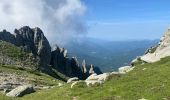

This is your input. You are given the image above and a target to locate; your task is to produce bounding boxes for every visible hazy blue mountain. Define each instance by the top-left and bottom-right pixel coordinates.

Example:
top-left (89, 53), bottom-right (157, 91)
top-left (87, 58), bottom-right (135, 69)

top-left (63, 37), bottom-right (159, 72)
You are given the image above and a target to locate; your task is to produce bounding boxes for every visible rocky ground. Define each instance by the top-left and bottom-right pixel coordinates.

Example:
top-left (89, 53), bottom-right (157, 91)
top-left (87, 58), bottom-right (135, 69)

top-left (0, 72), bottom-right (30, 92)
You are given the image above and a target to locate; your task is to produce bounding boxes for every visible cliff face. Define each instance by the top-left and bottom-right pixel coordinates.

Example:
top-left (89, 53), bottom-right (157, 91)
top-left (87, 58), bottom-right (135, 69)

top-left (0, 26), bottom-right (102, 80)
top-left (138, 27), bottom-right (170, 63)
top-left (0, 26), bottom-right (51, 67)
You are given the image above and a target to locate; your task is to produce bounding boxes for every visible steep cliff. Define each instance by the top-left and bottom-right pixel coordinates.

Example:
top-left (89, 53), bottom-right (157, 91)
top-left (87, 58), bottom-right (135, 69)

top-left (139, 27), bottom-right (170, 63)
top-left (0, 26), bottom-right (102, 80)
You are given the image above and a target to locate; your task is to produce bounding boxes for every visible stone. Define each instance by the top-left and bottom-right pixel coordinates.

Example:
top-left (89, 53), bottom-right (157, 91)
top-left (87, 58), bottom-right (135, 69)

top-left (85, 73), bottom-right (110, 86)
top-left (118, 66), bottom-right (134, 74)
top-left (71, 81), bottom-right (79, 88)
top-left (85, 80), bottom-right (103, 87)
top-left (86, 73), bottom-right (109, 82)
top-left (67, 77), bottom-right (79, 83)
top-left (6, 85), bottom-right (35, 97)
top-left (58, 83), bottom-right (63, 87)
top-left (3, 88), bottom-right (10, 93)
top-left (42, 86), bottom-right (51, 89)
top-left (0, 83), bottom-right (13, 91)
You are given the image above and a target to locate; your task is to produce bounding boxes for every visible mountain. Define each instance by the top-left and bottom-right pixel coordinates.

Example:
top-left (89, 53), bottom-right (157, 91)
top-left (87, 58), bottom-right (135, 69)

top-left (138, 27), bottom-right (170, 63)
top-left (1, 26), bottom-right (170, 100)
top-left (1, 26), bottom-right (170, 99)
top-left (0, 26), bottom-right (102, 81)
top-left (63, 37), bottom-right (158, 72)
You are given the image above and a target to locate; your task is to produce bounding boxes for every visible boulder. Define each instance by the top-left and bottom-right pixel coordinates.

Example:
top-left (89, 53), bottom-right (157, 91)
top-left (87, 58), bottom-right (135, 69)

top-left (85, 73), bottom-right (110, 86)
top-left (85, 80), bottom-right (103, 87)
top-left (86, 73), bottom-right (110, 81)
top-left (58, 83), bottom-right (63, 87)
top-left (67, 77), bottom-right (79, 83)
top-left (6, 85), bottom-right (35, 97)
top-left (118, 66), bottom-right (134, 74)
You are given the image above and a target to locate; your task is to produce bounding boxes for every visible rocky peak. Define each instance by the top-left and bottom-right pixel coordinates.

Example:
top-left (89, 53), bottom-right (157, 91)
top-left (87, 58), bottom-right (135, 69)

top-left (82, 59), bottom-right (87, 73)
top-left (0, 30), bottom-right (16, 44)
top-left (89, 65), bottom-right (95, 75)
top-left (137, 27), bottom-right (170, 63)
top-left (0, 26), bottom-right (102, 80)
top-left (156, 28), bottom-right (170, 51)
top-left (0, 26), bottom-right (51, 67)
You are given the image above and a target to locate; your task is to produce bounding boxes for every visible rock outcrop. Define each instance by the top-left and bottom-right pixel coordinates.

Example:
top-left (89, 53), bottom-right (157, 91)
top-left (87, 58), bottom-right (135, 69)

top-left (0, 26), bottom-right (51, 67)
top-left (0, 26), bottom-right (102, 80)
top-left (50, 45), bottom-right (84, 78)
top-left (81, 60), bottom-right (102, 78)
top-left (14, 26), bottom-right (51, 67)
top-left (137, 27), bottom-right (170, 63)
top-left (85, 73), bottom-right (109, 86)
top-left (118, 66), bottom-right (134, 74)
top-left (6, 85), bottom-right (35, 97)
top-left (67, 77), bottom-right (79, 83)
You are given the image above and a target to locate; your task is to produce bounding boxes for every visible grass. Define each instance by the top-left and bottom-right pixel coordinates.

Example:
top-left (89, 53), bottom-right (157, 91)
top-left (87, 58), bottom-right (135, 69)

top-left (0, 65), bottom-right (63, 85)
top-left (1, 56), bottom-right (170, 100)
top-left (0, 40), bottom-right (38, 69)
top-left (1, 38), bottom-right (170, 100)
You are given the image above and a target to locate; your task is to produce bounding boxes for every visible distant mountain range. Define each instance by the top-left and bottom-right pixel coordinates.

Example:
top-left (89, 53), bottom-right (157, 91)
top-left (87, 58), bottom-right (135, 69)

top-left (63, 37), bottom-right (159, 72)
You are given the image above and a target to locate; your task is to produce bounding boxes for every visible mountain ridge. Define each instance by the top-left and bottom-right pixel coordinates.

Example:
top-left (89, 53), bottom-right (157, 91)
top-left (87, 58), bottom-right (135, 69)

top-left (0, 26), bottom-right (102, 80)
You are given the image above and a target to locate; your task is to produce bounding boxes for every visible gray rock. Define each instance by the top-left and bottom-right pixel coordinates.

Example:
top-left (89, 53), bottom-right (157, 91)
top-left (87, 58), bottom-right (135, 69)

top-left (0, 26), bottom-right (51, 67)
top-left (3, 88), bottom-right (11, 93)
top-left (0, 26), bottom-right (102, 80)
top-left (58, 83), bottom-right (63, 87)
top-left (6, 85), bottom-right (35, 97)
top-left (51, 46), bottom-right (84, 79)
top-left (82, 59), bottom-right (87, 73)
top-left (137, 27), bottom-right (170, 63)
top-left (118, 66), bottom-right (134, 74)
top-left (85, 73), bottom-right (110, 86)
top-left (15, 26), bottom-right (51, 67)
top-left (89, 65), bottom-right (95, 75)
top-left (67, 77), bottom-right (79, 83)
top-left (0, 30), bottom-right (16, 44)
top-left (0, 83), bottom-right (14, 91)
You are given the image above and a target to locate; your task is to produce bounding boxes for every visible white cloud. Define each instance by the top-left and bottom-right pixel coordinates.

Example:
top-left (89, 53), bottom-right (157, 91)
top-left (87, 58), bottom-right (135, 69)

top-left (0, 0), bottom-right (87, 45)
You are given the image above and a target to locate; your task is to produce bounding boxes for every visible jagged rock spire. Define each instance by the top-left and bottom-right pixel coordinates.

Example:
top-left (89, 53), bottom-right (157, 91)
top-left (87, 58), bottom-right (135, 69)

top-left (82, 59), bottom-right (87, 73)
top-left (89, 64), bottom-right (95, 75)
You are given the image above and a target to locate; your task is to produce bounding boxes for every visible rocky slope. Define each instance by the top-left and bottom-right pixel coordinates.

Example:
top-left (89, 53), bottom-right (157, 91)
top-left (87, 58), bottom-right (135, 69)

top-left (132, 27), bottom-right (170, 64)
top-left (0, 26), bottom-right (102, 80)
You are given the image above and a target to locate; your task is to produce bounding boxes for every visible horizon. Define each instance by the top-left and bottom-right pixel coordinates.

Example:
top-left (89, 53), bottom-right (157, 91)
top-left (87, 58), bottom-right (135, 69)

top-left (0, 0), bottom-right (170, 43)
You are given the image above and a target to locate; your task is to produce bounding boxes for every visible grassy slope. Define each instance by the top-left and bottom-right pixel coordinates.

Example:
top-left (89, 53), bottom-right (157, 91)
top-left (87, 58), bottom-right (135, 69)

top-left (1, 56), bottom-right (170, 100)
top-left (0, 65), bottom-right (64, 100)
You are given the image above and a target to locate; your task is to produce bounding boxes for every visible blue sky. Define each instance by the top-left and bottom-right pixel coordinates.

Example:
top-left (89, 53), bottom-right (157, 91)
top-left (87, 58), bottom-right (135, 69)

top-left (83, 0), bottom-right (170, 41)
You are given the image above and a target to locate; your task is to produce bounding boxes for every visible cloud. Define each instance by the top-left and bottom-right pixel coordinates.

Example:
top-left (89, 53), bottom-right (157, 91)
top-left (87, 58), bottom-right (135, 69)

top-left (0, 0), bottom-right (87, 45)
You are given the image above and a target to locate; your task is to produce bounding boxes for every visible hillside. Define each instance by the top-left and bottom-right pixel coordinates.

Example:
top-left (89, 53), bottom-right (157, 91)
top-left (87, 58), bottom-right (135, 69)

top-left (64, 38), bottom-right (158, 72)
top-left (1, 56), bottom-right (170, 100)
top-left (0, 26), bottom-right (102, 81)
top-left (0, 26), bottom-right (169, 100)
